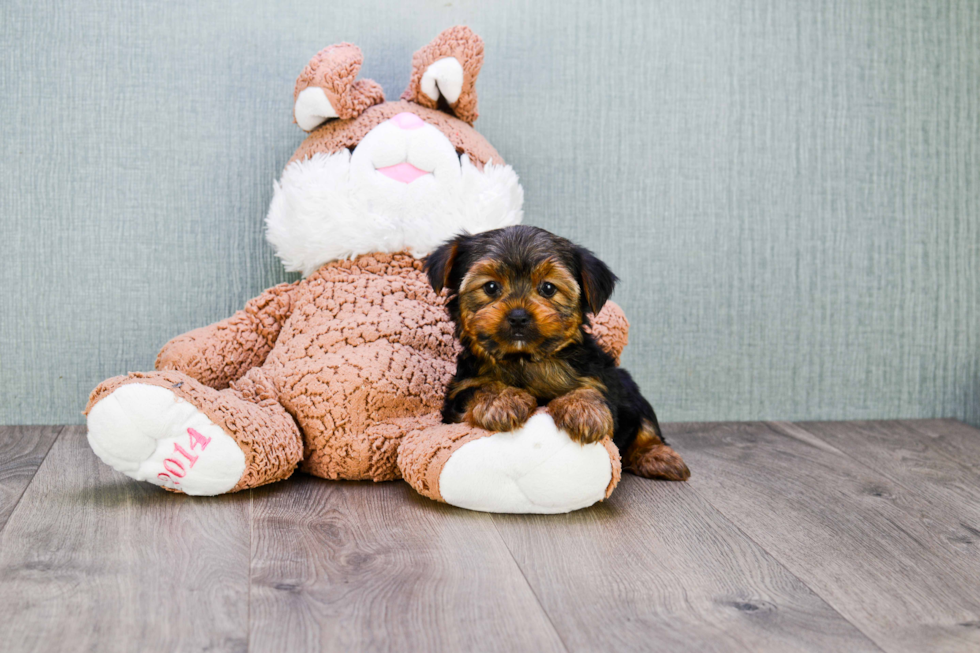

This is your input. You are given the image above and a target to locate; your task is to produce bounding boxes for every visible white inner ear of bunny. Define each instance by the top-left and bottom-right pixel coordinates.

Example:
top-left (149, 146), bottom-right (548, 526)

top-left (294, 86), bottom-right (339, 132)
top-left (420, 57), bottom-right (464, 105)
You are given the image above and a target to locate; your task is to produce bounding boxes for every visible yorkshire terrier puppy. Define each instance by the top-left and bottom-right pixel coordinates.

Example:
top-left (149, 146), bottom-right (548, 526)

top-left (425, 225), bottom-right (690, 481)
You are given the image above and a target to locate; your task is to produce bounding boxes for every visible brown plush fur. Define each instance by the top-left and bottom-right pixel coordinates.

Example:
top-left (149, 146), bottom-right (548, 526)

top-left (293, 42), bottom-right (385, 120)
top-left (85, 27), bottom-right (634, 505)
top-left (401, 25), bottom-right (484, 124)
top-left (88, 252), bottom-right (632, 495)
top-left (289, 100), bottom-right (503, 170)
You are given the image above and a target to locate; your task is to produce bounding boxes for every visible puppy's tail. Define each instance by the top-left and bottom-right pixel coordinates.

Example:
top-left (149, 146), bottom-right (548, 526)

top-left (615, 367), bottom-right (666, 443)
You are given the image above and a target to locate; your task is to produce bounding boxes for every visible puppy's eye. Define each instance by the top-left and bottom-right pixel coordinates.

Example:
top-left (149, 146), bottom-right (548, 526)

top-left (538, 282), bottom-right (558, 298)
top-left (483, 281), bottom-right (502, 297)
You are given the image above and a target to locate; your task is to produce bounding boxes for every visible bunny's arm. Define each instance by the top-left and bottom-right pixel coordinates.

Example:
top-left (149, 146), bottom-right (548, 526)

top-left (588, 301), bottom-right (630, 365)
top-left (155, 282), bottom-right (299, 390)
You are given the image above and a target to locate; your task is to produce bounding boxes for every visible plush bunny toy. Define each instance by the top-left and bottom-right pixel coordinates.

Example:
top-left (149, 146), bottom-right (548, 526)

top-left (85, 26), bottom-right (631, 514)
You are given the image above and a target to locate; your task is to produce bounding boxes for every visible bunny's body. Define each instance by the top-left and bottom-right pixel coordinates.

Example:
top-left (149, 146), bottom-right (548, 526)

top-left (84, 27), bottom-right (629, 513)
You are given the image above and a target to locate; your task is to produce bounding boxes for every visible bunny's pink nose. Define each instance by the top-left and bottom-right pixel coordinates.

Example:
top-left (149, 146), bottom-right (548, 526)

top-left (391, 112), bottom-right (425, 130)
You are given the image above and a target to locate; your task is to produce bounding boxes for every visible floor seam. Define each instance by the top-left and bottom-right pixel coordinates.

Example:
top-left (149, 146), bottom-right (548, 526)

top-left (247, 488), bottom-right (253, 653)
top-left (772, 420), bottom-right (980, 525)
top-left (687, 480), bottom-right (887, 652)
top-left (0, 425), bottom-right (66, 537)
top-left (487, 516), bottom-right (571, 653)
top-left (769, 420), bottom-right (935, 495)
top-left (680, 421), bottom-right (891, 653)
top-left (897, 419), bottom-right (980, 483)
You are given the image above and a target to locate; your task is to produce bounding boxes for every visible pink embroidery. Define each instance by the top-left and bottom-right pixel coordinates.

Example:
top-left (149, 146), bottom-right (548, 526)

top-left (157, 427), bottom-right (212, 488)
top-left (173, 442), bottom-right (199, 466)
top-left (163, 458), bottom-right (186, 477)
top-left (187, 427), bottom-right (211, 450)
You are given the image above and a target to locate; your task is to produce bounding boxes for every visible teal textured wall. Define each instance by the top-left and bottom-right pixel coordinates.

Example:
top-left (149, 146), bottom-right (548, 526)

top-left (1, 0), bottom-right (978, 425)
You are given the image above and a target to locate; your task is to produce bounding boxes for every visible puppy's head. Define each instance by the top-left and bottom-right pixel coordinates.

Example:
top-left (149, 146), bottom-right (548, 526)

top-left (425, 225), bottom-right (617, 360)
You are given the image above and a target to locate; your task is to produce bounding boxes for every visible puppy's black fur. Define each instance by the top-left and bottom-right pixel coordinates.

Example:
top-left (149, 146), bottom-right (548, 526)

top-left (425, 225), bottom-right (689, 481)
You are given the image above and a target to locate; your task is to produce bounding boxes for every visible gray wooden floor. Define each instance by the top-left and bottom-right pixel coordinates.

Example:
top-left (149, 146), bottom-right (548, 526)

top-left (1, 421), bottom-right (979, 652)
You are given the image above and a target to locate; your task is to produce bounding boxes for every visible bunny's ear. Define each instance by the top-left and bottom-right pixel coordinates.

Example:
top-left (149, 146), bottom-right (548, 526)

top-left (293, 43), bottom-right (385, 131)
top-left (401, 26), bottom-right (484, 125)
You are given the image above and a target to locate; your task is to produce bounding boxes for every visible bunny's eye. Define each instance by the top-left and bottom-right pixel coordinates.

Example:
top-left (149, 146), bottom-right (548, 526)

top-left (538, 282), bottom-right (557, 298)
top-left (483, 281), bottom-right (502, 297)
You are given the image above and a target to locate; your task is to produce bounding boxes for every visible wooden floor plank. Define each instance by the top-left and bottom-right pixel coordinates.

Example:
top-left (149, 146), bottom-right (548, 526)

top-left (790, 419), bottom-right (980, 554)
top-left (0, 426), bottom-right (251, 653)
top-left (490, 474), bottom-right (880, 653)
top-left (899, 418), bottom-right (980, 477)
top-left (668, 421), bottom-right (980, 653)
top-left (0, 425), bottom-right (63, 532)
top-left (248, 474), bottom-right (567, 653)
top-left (4, 419), bottom-right (976, 651)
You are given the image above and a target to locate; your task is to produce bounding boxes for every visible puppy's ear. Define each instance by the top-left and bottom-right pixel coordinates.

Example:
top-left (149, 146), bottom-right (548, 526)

top-left (425, 235), bottom-right (468, 293)
top-left (576, 248), bottom-right (618, 315)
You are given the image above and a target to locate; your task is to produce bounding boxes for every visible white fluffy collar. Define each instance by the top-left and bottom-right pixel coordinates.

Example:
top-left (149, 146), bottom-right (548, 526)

top-left (266, 150), bottom-right (524, 276)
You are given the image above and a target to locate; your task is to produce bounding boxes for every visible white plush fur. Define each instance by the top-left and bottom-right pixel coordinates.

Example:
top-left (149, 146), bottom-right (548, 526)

top-left (439, 412), bottom-right (613, 514)
top-left (294, 86), bottom-right (339, 132)
top-left (266, 118), bottom-right (524, 276)
top-left (87, 384), bottom-right (246, 496)
top-left (421, 57), bottom-right (464, 104)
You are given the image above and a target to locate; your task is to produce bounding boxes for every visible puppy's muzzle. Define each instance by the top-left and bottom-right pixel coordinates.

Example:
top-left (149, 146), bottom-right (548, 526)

top-left (500, 307), bottom-right (538, 345)
top-left (506, 308), bottom-right (531, 330)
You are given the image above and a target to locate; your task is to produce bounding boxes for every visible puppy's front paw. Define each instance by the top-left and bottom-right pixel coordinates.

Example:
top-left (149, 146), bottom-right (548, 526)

top-left (548, 388), bottom-right (614, 444)
top-left (466, 387), bottom-right (537, 432)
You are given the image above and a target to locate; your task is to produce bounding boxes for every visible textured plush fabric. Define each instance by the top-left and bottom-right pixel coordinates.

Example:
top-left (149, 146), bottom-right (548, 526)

top-left (398, 414), bottom-right (489, 501)
top-left (398, 411), bottom-right (623, 503)
top-left (293, 42), bottom-right (385, 123)
top-left (90, 250), bottom-right (629, 492)
top-left (270, 253), bottom-right (455, 481)
top-left (585, 303), bottom-right (629, 367)
top-left (155, 282), bottom-right (298, 390)
top-left (85, 369), bottom-right (304, 492)
top-left (268, 142), bottom-right (522, 276)
top-left (289, 100), bottom-right (503, 169)
top-left (401, 25), bottom-right (483, 125)
top-left (81, 26), bottom-right (632, 508)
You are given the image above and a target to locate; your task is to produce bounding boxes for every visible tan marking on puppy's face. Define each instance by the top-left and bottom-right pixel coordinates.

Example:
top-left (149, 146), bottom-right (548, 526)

top-left (457, 256), bottom-right (584, 360)
top-left (457, 258), bottom-right (507, 359)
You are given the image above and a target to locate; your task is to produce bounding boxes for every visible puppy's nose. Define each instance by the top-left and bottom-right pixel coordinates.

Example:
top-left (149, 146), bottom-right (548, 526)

top-left (391, 112), bottom-right (425, 130)
top-left (507, 308), bottom-right (531, 328)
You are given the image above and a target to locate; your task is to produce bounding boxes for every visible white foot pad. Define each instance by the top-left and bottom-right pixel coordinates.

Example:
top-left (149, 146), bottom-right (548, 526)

top-left (86, 383), bottom-right (246, 496)
top-left (438, 413), bottom-right (614, 514)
